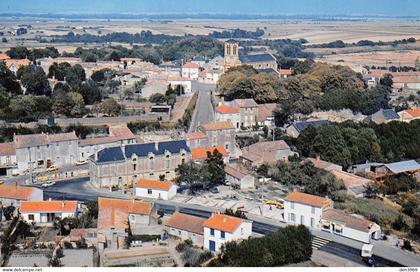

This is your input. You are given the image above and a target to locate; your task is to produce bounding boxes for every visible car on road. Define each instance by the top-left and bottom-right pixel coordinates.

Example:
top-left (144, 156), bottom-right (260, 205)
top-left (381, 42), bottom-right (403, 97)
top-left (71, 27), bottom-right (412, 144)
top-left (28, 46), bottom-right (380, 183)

top-left (0, 180), bottom-right (4, 185)
top-left (209, 187), bottom-right (219, 194)
top-left (47, 165), bottom-right (59, 172)
top-left (41, 181), bottom-right (56, 188)
top-left (76, 160), bottom-right (88, 166)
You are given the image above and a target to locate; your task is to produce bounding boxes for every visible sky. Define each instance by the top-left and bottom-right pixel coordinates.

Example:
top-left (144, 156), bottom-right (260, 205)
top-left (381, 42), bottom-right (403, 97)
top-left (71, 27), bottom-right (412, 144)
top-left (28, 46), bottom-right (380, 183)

top-left (0, 0), bottom-right (419, 17)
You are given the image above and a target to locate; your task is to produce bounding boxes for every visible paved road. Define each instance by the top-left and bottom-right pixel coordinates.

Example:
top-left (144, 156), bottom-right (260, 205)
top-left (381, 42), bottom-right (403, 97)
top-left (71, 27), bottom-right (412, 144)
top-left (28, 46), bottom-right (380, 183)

top-left (189, 82), bottom-right (216, 132)
top-left (36, 179), bottom-right (419, 267)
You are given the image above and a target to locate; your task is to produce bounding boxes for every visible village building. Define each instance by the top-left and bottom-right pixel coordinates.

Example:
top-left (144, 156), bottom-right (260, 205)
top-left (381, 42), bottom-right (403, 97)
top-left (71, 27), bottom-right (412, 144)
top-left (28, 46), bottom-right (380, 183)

top-left (0, 184), bottom-right (43, 207)
top-left (321, 209), bottom-right (381, 244)
top-left (135, 179), bottom-right (177, 200)
top-left (5, 58), bottom-right (31, 74)
top-left (215, 105), bottom-right (240, 130)
top-left (256, 103), bottom-right (277, 127)
top-left (232, 99), bottom-right (258, 129)
top-left (97, 197), bottom-right (154, 250)
top-left (89, 140), bottom-right (191, 188)
top-left (351, 160), bottom-right (420, 181)
top-left (284, 192), bottom-right (333, 228)
top-left (14, 132), bottom-right (78, 174)
top-left (198, 70), bottom-right (222, 84)
top-left (191, 56), bottom-right (206, 68)
top-left (286, 120), bottom-right (329, 138)
top-left (192, 146), bottom-right (229, 163)
top-left (181, 62), bottom-right (200, 80)
top-left (0, 142), bottom-right (16, 176)
top-left (203, 213), bottom-right (252, 252)
top-left (20, 200), bottom-right (79, 225)
top-left (224, 165), bottom-right (255, 191)
top-left (120, 57), bottom-right (143, 69)
top-left (398, 108), bottom-right (420, 122)
top-left (223, 40), bottom-right (277, 71)
top-left (240, 140), bottom-right (295, 169)
top-left (367, 109), bottom-right (399, 124)
top-left (392, 72), bottom-right (420, 90)
top-left (164, 211), bottom-right (206, 246)
top-left (185, 131), bottom-right (209, 149)
top-left (167, 77), bottom-right (192, 94)
top-left (199, 121), bottom-right (237, 158)
top-left (279, 69), bottom-right (294, 79)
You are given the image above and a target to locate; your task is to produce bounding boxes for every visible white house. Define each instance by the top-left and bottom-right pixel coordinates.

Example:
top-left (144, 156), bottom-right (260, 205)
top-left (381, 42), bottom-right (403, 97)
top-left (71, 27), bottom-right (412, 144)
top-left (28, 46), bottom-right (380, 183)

top-left (0, 184), bottom-right (43, 207)
top-left (321, 209), bottom-right (381, 244)
top-left (284, 192), bottom-right (333, 228)
top-left (181, 62), bottom-right (200, 80)
top-left (164, 211), bottom-right (206, 246)
top-left (225, 165), bottom-right (255, 191)
top-left (135, 179), bottom-right (177, 200)
top-left (167, 77), bottom-right (193, 94)
top-left (215, 105), bottom-right (241, 130)
top-left (20, 200), bottom-right (78, 225)
top-left (203, 214), bottom-right (252, 252)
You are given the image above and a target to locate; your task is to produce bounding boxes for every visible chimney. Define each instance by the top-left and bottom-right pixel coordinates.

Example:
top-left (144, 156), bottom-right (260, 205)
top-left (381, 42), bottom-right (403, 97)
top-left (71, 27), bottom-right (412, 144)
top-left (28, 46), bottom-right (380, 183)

top-left (62, 201), bottom-right (65, 208)
top-left (316, 155), bottom-right (320, 164)
top-left (95, 151), bottom-right (98, 161)
top-left (223, 217), bottom-right (226, 223)
top-left (48, 198), bottom-right (52, 201)
top-left (155, 142), bottom-right (159, 150)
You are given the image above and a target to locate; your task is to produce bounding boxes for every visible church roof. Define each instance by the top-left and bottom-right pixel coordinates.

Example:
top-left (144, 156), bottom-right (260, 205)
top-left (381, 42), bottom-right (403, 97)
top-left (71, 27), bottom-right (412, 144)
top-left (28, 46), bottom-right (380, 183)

top-left (240, 53), bottom-right (276, 64)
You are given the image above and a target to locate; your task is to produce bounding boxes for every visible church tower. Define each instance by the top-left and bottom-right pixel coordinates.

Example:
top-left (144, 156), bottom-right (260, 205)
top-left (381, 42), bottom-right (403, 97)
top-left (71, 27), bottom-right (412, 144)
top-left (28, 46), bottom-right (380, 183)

top-left (223, 39), bottom-right (241, 71)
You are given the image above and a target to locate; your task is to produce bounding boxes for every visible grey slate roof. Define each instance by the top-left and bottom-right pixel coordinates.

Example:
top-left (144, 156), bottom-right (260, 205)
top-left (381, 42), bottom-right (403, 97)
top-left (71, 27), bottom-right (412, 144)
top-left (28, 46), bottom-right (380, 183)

top-left (259, 68), bottom-right (278, 74)
top-left (293, 120), bottom-right (329, 133)
top-left (240, 53), bottom-right (276, 64)
top-left (385, 160), bottom-right (420, 174)
top-left (95, 140), bottom-right (191, 163)
top-left (381, 109), bottom-right (399, 120)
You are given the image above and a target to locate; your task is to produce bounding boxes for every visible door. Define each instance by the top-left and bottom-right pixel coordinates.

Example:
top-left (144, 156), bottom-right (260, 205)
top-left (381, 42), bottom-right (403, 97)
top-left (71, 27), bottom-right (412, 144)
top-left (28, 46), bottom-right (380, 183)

top-left (209, 240), bottom-right (216, 252)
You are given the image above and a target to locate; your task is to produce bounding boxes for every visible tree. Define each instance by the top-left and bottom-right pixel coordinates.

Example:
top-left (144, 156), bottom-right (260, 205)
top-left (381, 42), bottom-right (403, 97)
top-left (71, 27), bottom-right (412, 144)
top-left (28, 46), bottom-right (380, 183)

top-left (100, 98), bottom-right (121, 116)
top-left (364, 182), bottom-right (380, 199)
top-left (0, 64), bottom-right (21, 94)
top-left (19, 65), bottom-right (51, 95)
top-left (48, 62), bottom-right (71, 81)
top-left (52, 90), bottom-right (74, 116)
top-left (6, 46), bottom-right (30, 59)
top-left (78, 79), bottom-right (101, 105)
top-left (149, 93), bottom-right (166, 104)
top-left (204, 149), bottom-right (226, 186)
top-left (380, 74), bottom-right (393, 88)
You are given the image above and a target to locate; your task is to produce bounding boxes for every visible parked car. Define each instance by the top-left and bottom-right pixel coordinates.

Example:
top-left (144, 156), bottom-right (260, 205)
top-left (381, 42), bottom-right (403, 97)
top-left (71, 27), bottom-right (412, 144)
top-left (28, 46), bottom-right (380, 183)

top-left (47, 165), bottom-right (59, 172)
top-left (41, 181), bottom-right (56, 188)
top-left (209, 187), bottom-right (219, 194)
top-left (0, 180), bottom-right (4, 185)
top-left (76, 160), bottom-right (88, 166)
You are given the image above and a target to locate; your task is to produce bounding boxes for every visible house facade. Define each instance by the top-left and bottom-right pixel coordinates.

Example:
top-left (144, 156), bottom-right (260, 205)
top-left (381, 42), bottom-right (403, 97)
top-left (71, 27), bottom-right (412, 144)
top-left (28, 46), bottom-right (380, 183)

top-left (20, 200), bottom-right (78, 225)
top-left (14, 132), bottom-right (78, 174)
top-left (199, 121), bottom-right (237, 158)
top-left (164, 211), bottom-right (206, 246)
top-left (181, 62), bottom-right (200, 80)
top-left (284, 192), bottom-right (333, 228)
top-left (203, 214), bottom-right (252, 252)
top-left (0, 184), bottom-right (43, 207)
top-left (215, 105), bottom-right (240, 130)
top-left (225, 165), bottom-right (255, 191)
top-left (89, 140), bottom-right (191, 188)
top-left (135, 179), bottom-right (177, 200)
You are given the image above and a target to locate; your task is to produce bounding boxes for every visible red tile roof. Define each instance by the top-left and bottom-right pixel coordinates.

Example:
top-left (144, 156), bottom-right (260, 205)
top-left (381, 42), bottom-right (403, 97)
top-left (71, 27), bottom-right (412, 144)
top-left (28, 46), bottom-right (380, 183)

top-left (192, 146), bottom-right (228, 159)
top-left (20, 201), bottom-right (78, 213)
top-left (182, 62), bottom-right (199, 69)
top-left (98, 197), bottom-right (152, 230)
top-left (215, 105), bottom-right (239, 114)
top-left (137, 179), bottom-right (174, 191)
top-left (0, 142), bottom-right (15, 156)
top-left (405, 108), bottom-right (420, 118)
top-left (47, 132), bottom-right (78, 143)
top-left (279, 69), bottom-right (293, 75)
top-left (109, 126), bottom-right (135, 141)
top-left (0, 184), bottom-right (35, 200)
top-left (0, 53), bottom-right (10, 61)
top-left (285, 192), bottom-right (331, 208)
top-left (330, 169), bottom-right (371, 189)
top-left (234, 99), bottom-right (258, 108)
top-left (201, 121), bottom-right (235, 131)
top-left (165, 211), bottom-right (206, 235)
top-left (5, 58), bottom-right (31, 68)
top-left (203, 214), bottom-right (243, 233)
top-left (79, 136), bottom-right (119, 147)
top-left (185, 131), bottom-right (207, 140)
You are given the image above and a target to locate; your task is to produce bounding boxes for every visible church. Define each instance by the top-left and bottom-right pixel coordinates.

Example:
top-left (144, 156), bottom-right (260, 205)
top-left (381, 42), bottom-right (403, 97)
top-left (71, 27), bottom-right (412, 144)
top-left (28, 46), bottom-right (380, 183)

top-left (223, 39), bottom-right (278, 71)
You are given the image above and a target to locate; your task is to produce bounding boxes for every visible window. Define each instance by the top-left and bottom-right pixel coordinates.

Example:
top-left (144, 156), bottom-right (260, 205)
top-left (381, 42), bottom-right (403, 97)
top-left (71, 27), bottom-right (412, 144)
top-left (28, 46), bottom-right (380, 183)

top-left (300, 215), bottom-right (304, 225)
top-left (133, 164), bottom-right (137, 171)
top-left (149, 157), bottom-right (154, 170)
top-left (147, 189), bottom-right (152, 194)
top-left (37, 160), bottom-right (44, 166)
top-left (290, 213), bottom-right (295, 222)
top-left (291, 202), bottom-right (295, 209)
top-left (210, 228), bottom-right (215, 236)
top-left (130, 215), bottom-right (135, 221)
top-left (165, 160), bottom-right (170, 169)
top-left (311, 218), bottom-right (315, 228)
top-left (28, 214), bottom-right (34, 221)
top-left (221, 231), bottom-right (225, 239)
top-left (311, 206), bottom-right (315, 214)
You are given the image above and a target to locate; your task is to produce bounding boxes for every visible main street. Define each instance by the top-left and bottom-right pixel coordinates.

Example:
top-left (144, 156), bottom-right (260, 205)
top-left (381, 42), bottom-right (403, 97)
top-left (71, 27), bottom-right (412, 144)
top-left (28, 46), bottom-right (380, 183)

top-left (37, 178), bottom-right (420, 267)
top-left (189, 82), bottom-right (216, 132)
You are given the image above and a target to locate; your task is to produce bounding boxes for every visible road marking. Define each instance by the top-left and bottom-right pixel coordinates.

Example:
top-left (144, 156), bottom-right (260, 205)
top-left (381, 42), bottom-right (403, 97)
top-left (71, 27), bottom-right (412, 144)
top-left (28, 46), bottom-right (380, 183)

top-left (312, 236), bottom-right (331, 250)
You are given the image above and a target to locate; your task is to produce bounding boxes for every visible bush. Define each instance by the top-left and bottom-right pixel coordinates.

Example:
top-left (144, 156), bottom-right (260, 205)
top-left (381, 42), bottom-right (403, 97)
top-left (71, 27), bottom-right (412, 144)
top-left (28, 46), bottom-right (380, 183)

top-left (402, 240), bottom-right (413, 251)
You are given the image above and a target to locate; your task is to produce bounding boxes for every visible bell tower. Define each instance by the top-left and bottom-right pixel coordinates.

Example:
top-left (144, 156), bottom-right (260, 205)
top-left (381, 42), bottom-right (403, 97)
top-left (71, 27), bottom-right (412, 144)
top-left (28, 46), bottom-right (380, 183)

top-left (224, 39), bottom-right (241, 71)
